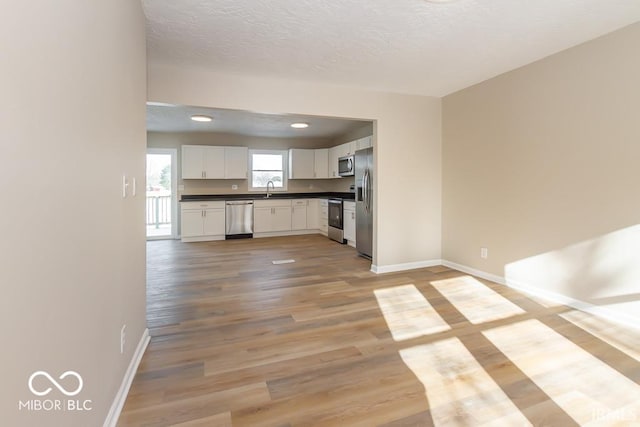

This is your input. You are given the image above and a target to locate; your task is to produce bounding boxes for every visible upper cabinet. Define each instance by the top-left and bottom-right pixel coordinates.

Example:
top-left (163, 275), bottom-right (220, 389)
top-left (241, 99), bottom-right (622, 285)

top-left (355, 136), bottom-right (373, 151)
top-left (182, 145), bottom-right (248, 179)
top-left (313, 149), bottom-right (329, 179)
top-left (289, 148), bottom-right (329, 179)
top-left (288, 149), bottom-right (315, 179)
top-left (224, 146), bottom-right (248, 179)
top-left (328, 145), bottom-right (341, 178)
top-left (182, 145), bottom-right (224, 179)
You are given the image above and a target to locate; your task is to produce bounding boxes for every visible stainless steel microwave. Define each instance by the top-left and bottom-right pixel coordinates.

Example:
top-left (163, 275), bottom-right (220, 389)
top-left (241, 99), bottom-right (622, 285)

top-left (338, 155), bottom-right (354, 176)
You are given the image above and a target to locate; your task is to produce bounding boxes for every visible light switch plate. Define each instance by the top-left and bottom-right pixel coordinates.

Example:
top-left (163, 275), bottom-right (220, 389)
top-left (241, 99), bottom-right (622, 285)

top-left (122, 175), bottom-right (128, 198)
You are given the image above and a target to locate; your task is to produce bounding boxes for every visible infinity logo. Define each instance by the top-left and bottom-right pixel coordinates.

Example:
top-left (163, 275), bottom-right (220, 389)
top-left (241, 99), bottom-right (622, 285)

top-left (28, 371), bottom-right (83, 397)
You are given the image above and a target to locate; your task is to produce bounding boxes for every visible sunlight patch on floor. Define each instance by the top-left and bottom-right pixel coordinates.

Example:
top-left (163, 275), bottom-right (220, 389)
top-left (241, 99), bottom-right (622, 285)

top-left (374, 284), bottom-right (450, 341)
top-left (561, 310), bottom-right (640, 362)
top-left (483, 319), bottom-right (640, 425)
top-left (400, 338), bottom-right (531, 426)
top-left (431, 275), bottom-right (525, 324)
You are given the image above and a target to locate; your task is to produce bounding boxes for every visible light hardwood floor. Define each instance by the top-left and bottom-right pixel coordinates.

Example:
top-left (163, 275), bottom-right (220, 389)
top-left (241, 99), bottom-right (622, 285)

top-left (119, 235), bottom-right (640, 426)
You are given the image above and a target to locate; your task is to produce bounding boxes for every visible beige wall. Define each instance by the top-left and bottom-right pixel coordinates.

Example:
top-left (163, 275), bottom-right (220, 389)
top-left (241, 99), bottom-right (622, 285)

top-left (443, 23), bottom-right (640, 323)
top-left (0, 1), bottom-right (147, 425)
top-left (148, 65), bottom-right (442, 268)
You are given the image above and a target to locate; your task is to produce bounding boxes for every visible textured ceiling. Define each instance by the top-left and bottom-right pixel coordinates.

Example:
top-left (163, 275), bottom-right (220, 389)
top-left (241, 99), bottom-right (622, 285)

top-left (143, 0), bottom-right (640, 96)
top-left (147, 104), bottom-right (370, 138)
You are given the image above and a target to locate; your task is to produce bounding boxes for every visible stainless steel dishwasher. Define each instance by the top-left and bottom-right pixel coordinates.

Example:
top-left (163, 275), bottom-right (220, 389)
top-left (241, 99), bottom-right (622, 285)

top-left (225, 200), bottom-right (253, 239)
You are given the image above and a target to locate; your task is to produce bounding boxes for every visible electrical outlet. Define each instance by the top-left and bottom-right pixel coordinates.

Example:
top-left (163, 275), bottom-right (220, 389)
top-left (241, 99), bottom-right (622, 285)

top-left (120, 325), bottom-right (126, 354)
top-left (480, 247), bottom-right (488, 259)
top-left (231, 184), bottom-right (238, 190)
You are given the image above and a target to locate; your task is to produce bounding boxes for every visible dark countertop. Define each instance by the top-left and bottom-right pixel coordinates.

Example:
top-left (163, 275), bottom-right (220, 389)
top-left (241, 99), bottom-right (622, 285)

top-left (180, 192), bottom-right (355, 202)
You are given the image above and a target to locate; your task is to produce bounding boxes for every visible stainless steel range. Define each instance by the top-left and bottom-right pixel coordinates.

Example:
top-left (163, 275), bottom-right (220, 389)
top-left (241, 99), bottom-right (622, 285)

top-left (327, 198), bottom-right (345, 244)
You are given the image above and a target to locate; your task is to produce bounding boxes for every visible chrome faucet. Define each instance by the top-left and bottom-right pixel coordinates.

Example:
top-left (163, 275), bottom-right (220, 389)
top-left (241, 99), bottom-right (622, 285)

top-left (266, 180), bottom-right (275, 198)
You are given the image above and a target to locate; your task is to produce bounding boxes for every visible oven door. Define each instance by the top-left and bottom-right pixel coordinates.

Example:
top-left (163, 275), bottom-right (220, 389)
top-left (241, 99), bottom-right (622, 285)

top-left (327, 199), bottom-right (345, 243)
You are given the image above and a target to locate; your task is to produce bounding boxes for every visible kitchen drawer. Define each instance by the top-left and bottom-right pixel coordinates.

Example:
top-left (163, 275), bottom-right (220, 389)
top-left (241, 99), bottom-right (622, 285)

top-left (292, 199), bottom-right (308, 206)
top-left (254, 199), bottom-right (292, 208)
top-left (343, 201), bottom-right (355, 211)
top-left (181, 201), bottom-right (225, 210)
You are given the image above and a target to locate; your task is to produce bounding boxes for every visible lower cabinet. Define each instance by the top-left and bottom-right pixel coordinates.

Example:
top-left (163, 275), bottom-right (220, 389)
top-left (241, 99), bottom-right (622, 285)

top-left (306, 199), bottom-right (319, 229)
top-left (291, 200), bottom-right (308, 230)
top-left (180, 197), bottom-right (338, 240)
top-left (343, 201), bottom-right (356, 247)
top-left (181, 201), bottom-right (226, 242)
top-left (254, 199), bottom-right (292, 233)
top-left (319, 199), bottom-right (328, 236)
top-left (253, 198), bottom-right (328, 237)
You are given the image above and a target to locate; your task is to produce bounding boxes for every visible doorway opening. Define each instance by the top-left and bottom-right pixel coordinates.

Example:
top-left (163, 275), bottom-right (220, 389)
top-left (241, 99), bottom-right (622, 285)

top-left (146, 148), bottom-right (177, 240)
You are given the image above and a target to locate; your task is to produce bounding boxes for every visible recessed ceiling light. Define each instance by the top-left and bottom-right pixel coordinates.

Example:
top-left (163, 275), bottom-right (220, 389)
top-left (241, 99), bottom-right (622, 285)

top-left (191, 115), bottom-right (213, 122)
top-left (290, 122), bottom-right (309, 129)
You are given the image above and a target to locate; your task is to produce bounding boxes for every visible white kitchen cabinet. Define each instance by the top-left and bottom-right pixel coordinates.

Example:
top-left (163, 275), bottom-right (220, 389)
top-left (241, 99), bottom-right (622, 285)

top-left (224, 146), bottom-right (248, 179)
top-left (271, 207), bottom-right (293, 232)
top-left (254, 199), bottom-right (292, 233)
top-left (344, 141), bottom-right (357, 156)
top-left (182, 145), bottom-right (248, 179)
top-left (288, 149), bottom-right (315, 179)
top-left (291, 199), bottom-right (308, 230)
top-left (343, 201), bottom-right (356, 247)
top-left (182, 145), bottom-right (224, 179)
top-left (328, 146), bottom-right (341, 178)
top-left (181, 201), bottom-right (226, 242)
top-left (313, 149), bottom-right (329, 179)
top-left (319, 199), bottom-right (328, 235)
top-left (253, 207), bottom-right (273, 233)
top-left (306, 199), bottom-right (319, 229)
top-left (290, 149), bottom-right (330, 179)
top-left (356, 136), bottom-right (373, 151)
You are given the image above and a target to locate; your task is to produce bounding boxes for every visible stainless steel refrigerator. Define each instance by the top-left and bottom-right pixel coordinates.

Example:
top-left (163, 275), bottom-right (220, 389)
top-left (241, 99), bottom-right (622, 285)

top-left (355, 147), bottom-right (373, 259)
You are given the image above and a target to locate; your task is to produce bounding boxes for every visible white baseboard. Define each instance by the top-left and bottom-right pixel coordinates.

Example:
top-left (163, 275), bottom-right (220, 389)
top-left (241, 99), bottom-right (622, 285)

top-left (181, 235), bottom-right (225, 243)
top-left (254, 230), bottom-right (320, 238)
top-left (442, 260), bottom-right (640, 331)
top-left (371, 259), bottom-right (442, 274)
top-left (103, 328), bottom-right (150, 427)
top-left (441, 260), bottom-right (506, 285)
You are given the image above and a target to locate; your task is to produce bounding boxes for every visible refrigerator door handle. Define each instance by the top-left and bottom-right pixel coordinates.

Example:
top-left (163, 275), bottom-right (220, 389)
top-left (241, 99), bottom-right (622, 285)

top-left (364, 169), bottom-right (370, 213)
top-left (367, 169), bottom-right (371, 213)
top-left (366, 169), bottom-right (371, 213)
top-left (363, 170), bottom-right (368, 213)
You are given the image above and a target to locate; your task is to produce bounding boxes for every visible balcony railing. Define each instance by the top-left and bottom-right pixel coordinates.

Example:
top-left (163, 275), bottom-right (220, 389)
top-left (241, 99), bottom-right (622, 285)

top-left (146, 195), bottom-right (171, 228)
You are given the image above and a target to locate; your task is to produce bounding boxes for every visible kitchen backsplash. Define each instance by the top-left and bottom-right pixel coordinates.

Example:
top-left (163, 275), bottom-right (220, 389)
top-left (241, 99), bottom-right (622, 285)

top-left (180, 177), bottom-right (354, 196)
